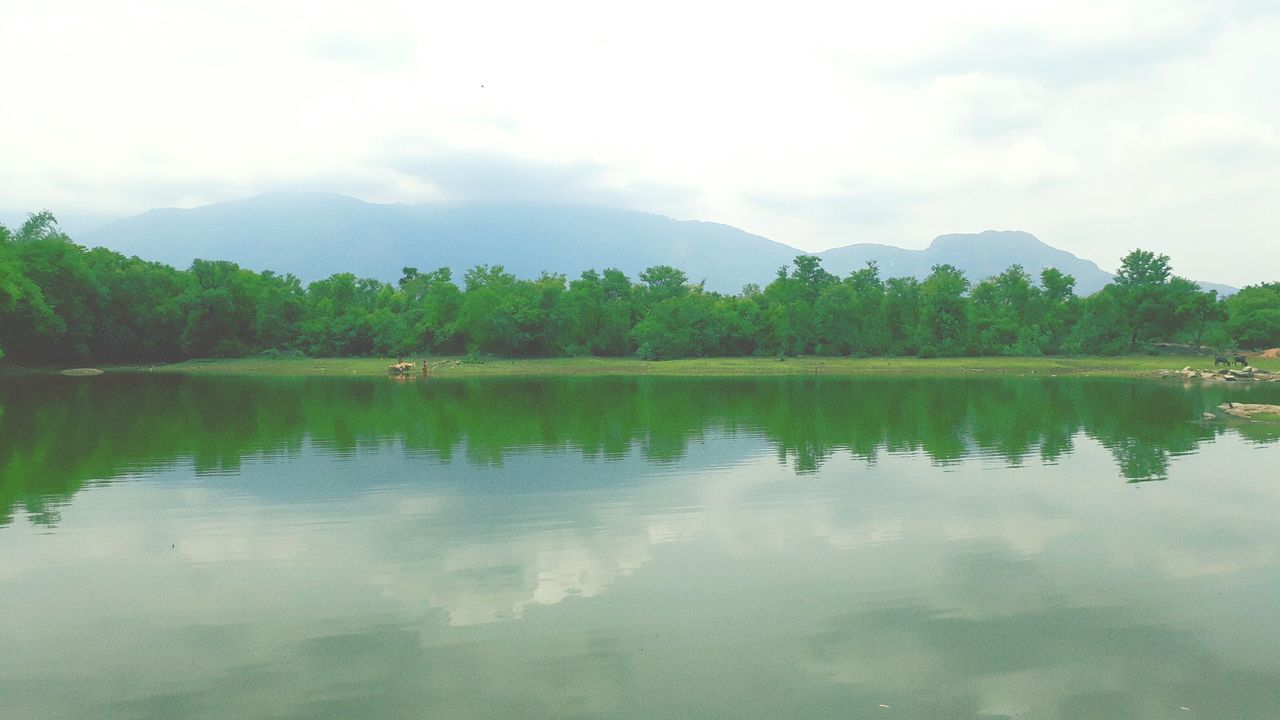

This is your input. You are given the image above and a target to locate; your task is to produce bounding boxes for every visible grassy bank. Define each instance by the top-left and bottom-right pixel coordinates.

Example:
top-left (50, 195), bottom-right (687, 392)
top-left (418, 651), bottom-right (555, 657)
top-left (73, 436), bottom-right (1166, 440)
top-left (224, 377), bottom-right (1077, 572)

top-left (64, 354), bottom-right (1280, 378)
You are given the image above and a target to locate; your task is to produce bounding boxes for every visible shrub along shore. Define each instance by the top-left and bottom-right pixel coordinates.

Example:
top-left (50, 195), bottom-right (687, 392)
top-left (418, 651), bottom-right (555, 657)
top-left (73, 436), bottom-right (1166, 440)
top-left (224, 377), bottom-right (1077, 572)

top-left (32, 354), bottom-right (1274, 378)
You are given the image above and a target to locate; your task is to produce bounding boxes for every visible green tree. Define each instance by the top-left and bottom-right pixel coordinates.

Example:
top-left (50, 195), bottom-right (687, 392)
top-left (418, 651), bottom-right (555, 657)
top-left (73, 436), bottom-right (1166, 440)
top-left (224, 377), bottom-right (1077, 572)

top-left (847, 262), bottom-right (889, 355)
top-left (1225, 283), bottom-right (1280, 349)
top-left (1113, 250), bottom-right (1174, 352)
top-left (563, 268), bottom-right (634, 356)
top-left (813, 262), bottom-right (888, 356)
top-left (632, 289), bottom-right (733, 359)
top-left (883, 276), bottom-right (920, 355)
top-left (1068, 250), bottom-right (1218, 354)
top-left (970, 265), bottom-right (1040, 355)
top-left (298, 273), bottom-right (386, 356)
top-left (250, 270), bottom-right (307, 352)
top-left (635, 265), bottom-right (690, 314)
top-left (181, 260), bottom-right (250, 357)
top-left (0, 212), bottom-right (99, 360)
top-left (1115, 249), bottom-right (1172, 286)
top-left (759, 256), bottom-right (836, 355)
top-left (0, 223), bottom-right (35, 359)
top-left (1067, 285), bottom-right (1129, 354)
top-left (396, 267), bottom-right (462, 354)
top-left (456, 266), bottom-right (566, 356)
top-left (1167, 278), bottom-right (1224, 348)
top-left (1038, 267), bottom-right (1078, 355)
top-left (813, 281), bottom-right (858, 355)
top-left (915, 264), bottom-right (969, 357)
top-left (83, 249), bottom-right (188, 359)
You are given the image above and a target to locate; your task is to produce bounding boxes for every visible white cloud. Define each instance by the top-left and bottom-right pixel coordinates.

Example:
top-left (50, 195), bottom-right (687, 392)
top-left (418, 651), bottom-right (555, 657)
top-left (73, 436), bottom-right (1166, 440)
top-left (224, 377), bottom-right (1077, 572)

top-left (1, 0), bottom-right (1277, 284)
top-left (1157, 111), bottom-right (1280, 154)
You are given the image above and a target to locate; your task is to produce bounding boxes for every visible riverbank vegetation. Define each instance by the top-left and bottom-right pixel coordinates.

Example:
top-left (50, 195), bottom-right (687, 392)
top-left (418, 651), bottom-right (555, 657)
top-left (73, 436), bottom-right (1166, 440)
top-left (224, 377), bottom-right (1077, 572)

top-left (3, 211), bottom-right (1279, 364)
top-left (120, 354), bottom-right (1276, 377)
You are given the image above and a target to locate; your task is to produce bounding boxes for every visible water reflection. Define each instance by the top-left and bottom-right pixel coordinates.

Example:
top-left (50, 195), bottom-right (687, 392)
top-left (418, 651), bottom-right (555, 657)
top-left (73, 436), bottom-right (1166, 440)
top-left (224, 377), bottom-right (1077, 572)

top-left (3, 375), bottom-right (1279, 526)
top-left (1, 375), bottom-right (1279, 719)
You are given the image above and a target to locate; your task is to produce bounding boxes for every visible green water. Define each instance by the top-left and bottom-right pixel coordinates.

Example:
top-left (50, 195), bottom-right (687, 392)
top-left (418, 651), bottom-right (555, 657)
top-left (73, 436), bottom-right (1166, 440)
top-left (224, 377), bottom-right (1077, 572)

top-left (2, 374), bottom-right (1278, 719)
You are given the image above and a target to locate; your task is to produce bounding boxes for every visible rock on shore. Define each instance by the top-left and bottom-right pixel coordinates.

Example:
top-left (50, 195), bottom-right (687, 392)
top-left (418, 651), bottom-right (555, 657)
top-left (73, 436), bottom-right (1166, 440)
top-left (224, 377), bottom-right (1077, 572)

top-left (1218, 402), bottom-right (1280, 419)
top-left (1168, 366), bottom-right (1275, 382)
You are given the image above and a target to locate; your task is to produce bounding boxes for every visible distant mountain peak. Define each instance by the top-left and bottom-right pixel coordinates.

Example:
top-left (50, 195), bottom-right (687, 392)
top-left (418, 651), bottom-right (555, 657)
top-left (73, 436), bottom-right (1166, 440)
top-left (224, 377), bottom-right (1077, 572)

top-left (820, 230), bottom-right (1115, 293)
top-left (928, 229), bottom-right (1041, 248)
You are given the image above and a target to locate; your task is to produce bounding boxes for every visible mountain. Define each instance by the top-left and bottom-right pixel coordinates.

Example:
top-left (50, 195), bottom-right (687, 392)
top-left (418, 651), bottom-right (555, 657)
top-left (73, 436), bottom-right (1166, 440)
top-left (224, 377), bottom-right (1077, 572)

top-left (1196, 280), bottom-right (1238, 297)
top-left (81, 192), bottom-right (1235, 296)
top-left (80, 193), bottom-right (799, 294)
top-left (818, 230), bottom-right (1117, 295)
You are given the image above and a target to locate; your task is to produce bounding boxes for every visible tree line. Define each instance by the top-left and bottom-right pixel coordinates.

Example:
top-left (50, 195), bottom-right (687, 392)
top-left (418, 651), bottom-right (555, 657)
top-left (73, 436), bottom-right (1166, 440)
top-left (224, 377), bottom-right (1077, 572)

top-left (2, 211), bottom-right (1278, 363)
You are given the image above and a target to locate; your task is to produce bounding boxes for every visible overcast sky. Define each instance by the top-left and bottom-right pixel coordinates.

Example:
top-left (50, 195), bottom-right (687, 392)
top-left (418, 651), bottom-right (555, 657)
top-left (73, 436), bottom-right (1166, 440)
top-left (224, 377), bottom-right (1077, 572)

top-left (2, 0), bottom-right (1277, 285)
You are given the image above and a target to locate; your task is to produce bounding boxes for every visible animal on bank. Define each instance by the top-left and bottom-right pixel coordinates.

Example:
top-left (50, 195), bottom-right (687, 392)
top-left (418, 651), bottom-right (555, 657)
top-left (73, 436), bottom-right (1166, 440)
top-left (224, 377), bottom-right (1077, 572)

top-left (1234, 353), bottom-right (1248, 366)
top-left (1214, 354), bottom-right (1230, 366)
top-left (388, 358), bottom-right (416, 375)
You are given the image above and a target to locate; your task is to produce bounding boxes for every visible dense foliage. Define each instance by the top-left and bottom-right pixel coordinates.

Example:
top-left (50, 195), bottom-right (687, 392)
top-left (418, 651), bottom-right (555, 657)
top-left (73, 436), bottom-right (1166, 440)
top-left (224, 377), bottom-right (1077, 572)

top-left (1, 212), bottom-right (1275, 363)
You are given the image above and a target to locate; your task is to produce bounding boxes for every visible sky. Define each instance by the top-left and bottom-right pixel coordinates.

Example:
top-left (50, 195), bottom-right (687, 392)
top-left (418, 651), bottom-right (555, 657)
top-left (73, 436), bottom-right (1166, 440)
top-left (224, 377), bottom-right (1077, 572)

top-left (1, 0), bottom-right (1277, 285)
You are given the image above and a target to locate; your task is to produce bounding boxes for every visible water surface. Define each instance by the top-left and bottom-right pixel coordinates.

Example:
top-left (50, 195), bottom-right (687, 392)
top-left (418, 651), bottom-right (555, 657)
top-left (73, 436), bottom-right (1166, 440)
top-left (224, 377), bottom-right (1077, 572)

top-left (2, 375), bottom-right (1279, 719)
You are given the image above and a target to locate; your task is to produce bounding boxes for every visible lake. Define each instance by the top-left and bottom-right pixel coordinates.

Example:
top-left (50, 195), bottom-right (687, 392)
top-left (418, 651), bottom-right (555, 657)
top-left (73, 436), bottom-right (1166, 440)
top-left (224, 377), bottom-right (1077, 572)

top-left (2, 374), bottom-right (1279, 719)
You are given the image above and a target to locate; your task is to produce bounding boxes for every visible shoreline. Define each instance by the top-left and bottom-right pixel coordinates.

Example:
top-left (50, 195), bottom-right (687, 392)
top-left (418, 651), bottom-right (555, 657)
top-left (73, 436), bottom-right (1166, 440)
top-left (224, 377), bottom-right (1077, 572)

top-left (8, 354), bottom-right (1278, 378)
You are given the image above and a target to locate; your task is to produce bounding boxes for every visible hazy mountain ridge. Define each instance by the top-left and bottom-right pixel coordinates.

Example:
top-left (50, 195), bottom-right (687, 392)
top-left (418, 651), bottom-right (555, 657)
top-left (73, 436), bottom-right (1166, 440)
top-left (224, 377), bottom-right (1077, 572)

top-left (819, 230), bottom-right (1117, 295)
top-left (82, 193), bottom-right (800, 293)
top-left (80, 192), bottom-right (1235, 296)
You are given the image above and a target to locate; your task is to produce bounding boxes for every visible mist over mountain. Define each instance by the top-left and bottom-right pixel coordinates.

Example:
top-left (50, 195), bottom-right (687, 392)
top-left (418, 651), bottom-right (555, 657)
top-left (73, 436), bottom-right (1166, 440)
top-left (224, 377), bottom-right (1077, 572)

top-left (81, 192), bottom-right (1234, 296)
top-left (82, 193), bottom-right (799, 293)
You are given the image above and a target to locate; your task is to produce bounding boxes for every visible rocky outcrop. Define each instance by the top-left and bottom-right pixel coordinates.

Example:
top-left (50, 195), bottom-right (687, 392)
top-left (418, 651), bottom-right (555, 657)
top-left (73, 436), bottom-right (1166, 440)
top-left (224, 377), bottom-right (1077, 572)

top-left (1218, 402), bottom-right (1280, 419)
top-left (1167, 366), bottom-right (1275, 382)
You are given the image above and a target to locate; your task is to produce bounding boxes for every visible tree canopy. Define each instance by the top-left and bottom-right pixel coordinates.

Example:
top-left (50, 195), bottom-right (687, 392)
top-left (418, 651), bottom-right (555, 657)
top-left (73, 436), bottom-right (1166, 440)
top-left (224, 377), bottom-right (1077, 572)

top-left (0, 216), bottom-right (1270, 364)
